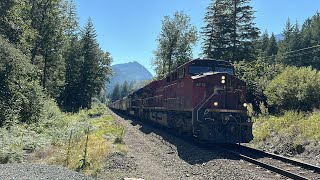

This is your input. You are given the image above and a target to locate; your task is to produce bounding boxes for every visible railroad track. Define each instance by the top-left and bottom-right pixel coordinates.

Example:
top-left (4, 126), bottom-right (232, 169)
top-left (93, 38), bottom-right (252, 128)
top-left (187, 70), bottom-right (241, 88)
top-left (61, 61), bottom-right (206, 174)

top-left (222, 144), bottom-right (320, 180)
top-left (110, 110), bottom-right (320, 179)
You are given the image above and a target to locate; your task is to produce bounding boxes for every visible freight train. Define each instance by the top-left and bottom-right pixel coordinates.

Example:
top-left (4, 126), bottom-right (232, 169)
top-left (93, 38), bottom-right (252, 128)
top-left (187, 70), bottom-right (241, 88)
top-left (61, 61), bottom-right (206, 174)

top-left (109, 58), bottom-right (253, 143)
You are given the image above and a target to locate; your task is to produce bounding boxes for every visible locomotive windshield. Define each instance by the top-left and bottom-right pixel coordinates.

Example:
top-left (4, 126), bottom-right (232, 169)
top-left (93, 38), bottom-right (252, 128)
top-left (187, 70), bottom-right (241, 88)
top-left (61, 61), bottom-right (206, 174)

top-left (214, 66), bottom-right (234, 75)
top-left (188, 65), bottom-right (234, 76)
top-left (188, 66), bottom-right (213, 75)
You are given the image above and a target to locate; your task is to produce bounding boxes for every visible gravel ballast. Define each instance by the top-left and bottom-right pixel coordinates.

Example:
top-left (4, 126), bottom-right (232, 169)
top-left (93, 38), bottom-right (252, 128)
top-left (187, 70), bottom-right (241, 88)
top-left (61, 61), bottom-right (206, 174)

top-left (0, 163), bottom-right (93, 180)
top-left (98, 109), bottom-right (288, 180)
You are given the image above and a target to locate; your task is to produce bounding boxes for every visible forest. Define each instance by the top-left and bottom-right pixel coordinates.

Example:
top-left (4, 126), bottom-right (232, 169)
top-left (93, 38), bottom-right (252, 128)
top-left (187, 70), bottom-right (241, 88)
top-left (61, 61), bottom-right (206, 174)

top-left (0, 0), bottom-right (116, 173)
top-left (149, 0), bottom-right (320, 154)
top-left (0, 0), bottom-right (112, 126)
top-left (151, 0), bottom-right (320, 113)
top-left (1, 0), bottom-right (320, 173)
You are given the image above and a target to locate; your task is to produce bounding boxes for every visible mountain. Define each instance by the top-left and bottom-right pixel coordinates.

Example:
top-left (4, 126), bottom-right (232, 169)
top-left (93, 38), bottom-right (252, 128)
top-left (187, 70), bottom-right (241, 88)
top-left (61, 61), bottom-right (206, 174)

top-left (105, 61), bottom-right (153, 94)
top-left (275, 34), bottom-right (284, 41)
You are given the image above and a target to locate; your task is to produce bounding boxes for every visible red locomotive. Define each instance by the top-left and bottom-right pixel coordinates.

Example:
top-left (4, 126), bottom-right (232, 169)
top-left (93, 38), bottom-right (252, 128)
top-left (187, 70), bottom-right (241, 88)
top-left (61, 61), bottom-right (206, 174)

top-left (109, 58), bottom-right (253, 143)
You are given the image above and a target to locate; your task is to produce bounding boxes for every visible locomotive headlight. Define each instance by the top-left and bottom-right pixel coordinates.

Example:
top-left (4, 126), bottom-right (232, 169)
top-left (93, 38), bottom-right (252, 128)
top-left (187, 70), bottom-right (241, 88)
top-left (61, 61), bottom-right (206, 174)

top-left (221, 76), bottom-right (226, 80)
top-left (213, 101), bottom-right (219, 106)
top-left (221, 79), bottom-right (225, 84)
top-left (243, 103), bottom-right (248, 107)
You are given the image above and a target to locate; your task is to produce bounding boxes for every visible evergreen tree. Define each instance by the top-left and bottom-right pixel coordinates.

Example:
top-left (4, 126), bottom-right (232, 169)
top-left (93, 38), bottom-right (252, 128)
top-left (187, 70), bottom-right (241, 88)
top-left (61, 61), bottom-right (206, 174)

top-left (201, 0), bottom-right (231, 59)
top-left (202, 0), bottom-right (259, 62)
top-left (152, 11), bottom-right (197, 79)
top-left (278, 19), bottom-right (304, 66)
top-left (301, 17), bottom-right (315, 68)
top-left (0, 36), bottom-right (44, 126)
top-left (301, 18), bottom-right (312, 48)
top-left (259, 30), bottom-right (269, 56)
top-left (277, 18), bottom-right (293, 64)
top-left (230, 0), bottom-right (259, 61)
top-left (79, 18), bottom-right (112, 109)
top-left (25, 0), bottom-right (69, 99)
top-left (266, 33), bottom-right (278, 59)
top-left (111, 83), bottom-right (121, 102)
top-left (121, 81), bottom-right (129, 98)
top-left (0, 0), bottom-right (36, 53)
top-left (61, 38), bottom-right (82, 111)
top-left (129, 81), bottom-right (134, 93)
top-left (63, 0), bottom-right (79, 39)
top-left (301, 12), bottom-right (320, 69)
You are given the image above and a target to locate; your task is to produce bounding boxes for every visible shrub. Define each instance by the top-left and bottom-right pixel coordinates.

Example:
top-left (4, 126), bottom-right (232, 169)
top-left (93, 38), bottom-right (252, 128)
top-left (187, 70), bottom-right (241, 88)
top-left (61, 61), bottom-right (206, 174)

top-left (265, 66), bottom-right (320, 111)
top-left (253, 111), bottom-right (320, 154)
top-left (0, 37), bottom-right (44, 126)
top-left (234, 59), bottom-right (284, 111)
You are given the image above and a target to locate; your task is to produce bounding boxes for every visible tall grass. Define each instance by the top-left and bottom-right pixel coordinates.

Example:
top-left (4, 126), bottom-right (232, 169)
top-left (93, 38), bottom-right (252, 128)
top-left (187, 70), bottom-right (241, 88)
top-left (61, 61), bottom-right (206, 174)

top-left (0, 99), bottom-right (127, 176)
top-left (253, 110), bottom-right (320, 145)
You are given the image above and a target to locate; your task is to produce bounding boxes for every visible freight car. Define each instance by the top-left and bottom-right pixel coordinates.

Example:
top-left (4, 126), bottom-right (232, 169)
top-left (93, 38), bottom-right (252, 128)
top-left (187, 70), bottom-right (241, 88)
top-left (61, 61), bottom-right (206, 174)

top-left (109, 58), bottom-right (253, 143)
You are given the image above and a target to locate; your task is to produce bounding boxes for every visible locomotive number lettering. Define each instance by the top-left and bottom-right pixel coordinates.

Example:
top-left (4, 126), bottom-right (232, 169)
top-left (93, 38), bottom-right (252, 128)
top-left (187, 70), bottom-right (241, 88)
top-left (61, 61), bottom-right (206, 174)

top-left (195, 82), bottom-right (206, 87)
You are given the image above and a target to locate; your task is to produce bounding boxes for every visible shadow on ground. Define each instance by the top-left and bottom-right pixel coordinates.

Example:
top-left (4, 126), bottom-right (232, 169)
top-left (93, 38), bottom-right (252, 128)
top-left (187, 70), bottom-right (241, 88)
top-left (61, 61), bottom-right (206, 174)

top-left (109, 109), bottom-right (251, 165)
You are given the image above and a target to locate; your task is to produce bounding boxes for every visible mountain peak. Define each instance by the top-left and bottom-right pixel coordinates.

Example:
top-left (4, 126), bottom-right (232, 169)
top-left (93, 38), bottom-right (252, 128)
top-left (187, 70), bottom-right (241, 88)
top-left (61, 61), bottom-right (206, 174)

top-left (106, 61), bottom-right (153, 93)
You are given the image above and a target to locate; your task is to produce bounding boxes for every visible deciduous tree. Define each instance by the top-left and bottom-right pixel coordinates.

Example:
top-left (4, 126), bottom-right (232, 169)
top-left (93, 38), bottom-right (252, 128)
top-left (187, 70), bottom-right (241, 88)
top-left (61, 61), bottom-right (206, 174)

top-left (152, 11), bottom-right (197, 79)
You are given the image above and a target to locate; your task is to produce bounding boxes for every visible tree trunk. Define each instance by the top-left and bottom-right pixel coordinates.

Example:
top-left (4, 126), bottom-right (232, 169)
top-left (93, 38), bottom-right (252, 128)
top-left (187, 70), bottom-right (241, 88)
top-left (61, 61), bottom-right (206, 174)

top-left (42, 52), bottom-right (48, 89)
top-left (31, 43), bottom-right (38, 65)
top-left (232, 0), bottom-right (237, 62)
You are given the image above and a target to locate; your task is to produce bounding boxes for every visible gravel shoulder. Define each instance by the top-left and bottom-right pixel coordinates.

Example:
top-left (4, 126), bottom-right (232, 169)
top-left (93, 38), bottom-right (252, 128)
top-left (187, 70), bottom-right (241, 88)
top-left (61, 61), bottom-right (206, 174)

top-left (0, 163), bottom-right (93, 180)
top-left (251, 140), bottom-right (320, 167)
top-left (98, 109), bottom-right (287, 180)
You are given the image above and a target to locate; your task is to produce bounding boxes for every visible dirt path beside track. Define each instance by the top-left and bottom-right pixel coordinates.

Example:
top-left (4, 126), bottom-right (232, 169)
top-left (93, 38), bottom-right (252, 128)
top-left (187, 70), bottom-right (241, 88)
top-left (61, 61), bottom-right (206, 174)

top-left (98, 109), bottom-right (286, 180)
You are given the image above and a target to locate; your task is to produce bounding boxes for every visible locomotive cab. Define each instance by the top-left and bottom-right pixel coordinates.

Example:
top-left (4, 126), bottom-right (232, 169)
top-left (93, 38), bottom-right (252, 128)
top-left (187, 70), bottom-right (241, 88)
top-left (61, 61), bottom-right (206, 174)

top-left (188, 59), bottom-right (253, 143)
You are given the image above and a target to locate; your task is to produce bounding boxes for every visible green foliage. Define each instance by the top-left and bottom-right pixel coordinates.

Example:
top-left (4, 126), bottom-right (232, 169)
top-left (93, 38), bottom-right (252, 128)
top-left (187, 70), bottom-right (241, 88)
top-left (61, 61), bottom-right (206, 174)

top-left (202, 0), bottom-right (231, 59)
top-left (110, 79), bottom-right (151, 102)
top-left (234, 58), bottom-right (284, 110)
top-left (265, 66), bottom-right (320, 111)
top-left (87, 102), bottom-right (107, 118)
top-left (113, 127), bottom-right (126, 144)
top-left (121, 81), bottom-right (129, 98)
top-left (0, 0), bottom-right (36, 50)
top-left (259, 102), bottom-right (269, 117)
top-left (61, 19), bottom-right (112, 111)
top-left (26, 0), bottom-right (72, 100)
top-left (60, 38), bottom-right (83, 111)
top-left (0, 37), bottom-right (44, 126)
top-left (0, 100), bottom-right (126, 175)
top-left (0, 99), bottom-right (64, 163)
top-left (256, 30), bottom-right (270, 57)
top-left (0, 0), bottom-right (112, 113)
top-left (111, 83), bottom-right (121, 102)
top-left (266, 33), bottom-right (278, 57)
top-left (277, 14), bottom-right (320, 69)
top-left (152, 11), bottom-right (198, 79)
top-left (202, 0), bottom-right (259, 61)
top-left (78, 18), bottom-right (112, 109)
top-left (253, 111), bottom-right (320, 154)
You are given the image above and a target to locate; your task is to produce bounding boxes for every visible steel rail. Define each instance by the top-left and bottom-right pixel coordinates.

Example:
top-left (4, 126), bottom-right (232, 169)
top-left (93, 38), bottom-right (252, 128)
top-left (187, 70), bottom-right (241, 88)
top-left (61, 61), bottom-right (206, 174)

top-left (225, 149), bottom-right (309, 180)
top-left (222, 144), bottom-right (320, 180)
top-left (236, 145), bottom-right (320, 173)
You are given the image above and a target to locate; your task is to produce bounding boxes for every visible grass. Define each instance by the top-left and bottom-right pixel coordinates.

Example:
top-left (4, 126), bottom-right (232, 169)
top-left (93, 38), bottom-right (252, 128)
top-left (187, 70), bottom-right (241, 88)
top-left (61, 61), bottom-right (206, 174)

top-left (252, 110), bottom-right (320, 153)
top-left (0, 99), bottom-right (127, 177)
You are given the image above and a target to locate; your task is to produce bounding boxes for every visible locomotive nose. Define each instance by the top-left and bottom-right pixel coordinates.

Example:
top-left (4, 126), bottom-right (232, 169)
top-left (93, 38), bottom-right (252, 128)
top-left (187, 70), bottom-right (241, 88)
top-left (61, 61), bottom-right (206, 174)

top-left (193, 73), bottom-right (247, 111)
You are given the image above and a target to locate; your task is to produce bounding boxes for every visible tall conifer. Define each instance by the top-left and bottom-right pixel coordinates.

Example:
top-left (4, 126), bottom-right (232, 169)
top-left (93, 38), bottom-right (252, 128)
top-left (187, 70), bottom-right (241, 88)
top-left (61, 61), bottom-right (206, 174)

top-left (202, 0), bottom-right (259, 61)
top-left (79, 18), bottom-right (112, 109)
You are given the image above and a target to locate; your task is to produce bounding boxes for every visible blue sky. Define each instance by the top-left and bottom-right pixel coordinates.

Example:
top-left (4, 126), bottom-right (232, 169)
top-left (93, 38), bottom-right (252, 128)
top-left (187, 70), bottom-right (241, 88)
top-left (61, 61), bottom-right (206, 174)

top-left (75, 0), bottom-right (320, 75)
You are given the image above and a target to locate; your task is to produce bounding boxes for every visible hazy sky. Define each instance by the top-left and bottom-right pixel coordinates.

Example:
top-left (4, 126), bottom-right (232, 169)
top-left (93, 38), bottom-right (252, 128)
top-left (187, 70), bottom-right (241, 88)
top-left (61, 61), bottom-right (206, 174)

top-left (75, 0), bottom-right (320, 75)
